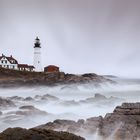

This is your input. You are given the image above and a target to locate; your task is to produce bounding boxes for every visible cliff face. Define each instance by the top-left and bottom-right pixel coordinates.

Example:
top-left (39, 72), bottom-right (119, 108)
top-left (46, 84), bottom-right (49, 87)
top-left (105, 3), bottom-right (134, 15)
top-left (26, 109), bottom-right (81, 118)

top-left (36, 103), bottom-right (140, 140)
top-left (0, 68), bottom-right (113, 87)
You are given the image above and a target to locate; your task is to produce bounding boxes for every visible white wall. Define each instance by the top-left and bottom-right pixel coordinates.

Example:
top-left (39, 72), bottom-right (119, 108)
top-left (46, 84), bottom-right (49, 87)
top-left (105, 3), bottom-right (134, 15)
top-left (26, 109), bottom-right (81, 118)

top-left (0, 57), bottom-right (18, 69)
top-left (33, 48), bottom-right (42, 72)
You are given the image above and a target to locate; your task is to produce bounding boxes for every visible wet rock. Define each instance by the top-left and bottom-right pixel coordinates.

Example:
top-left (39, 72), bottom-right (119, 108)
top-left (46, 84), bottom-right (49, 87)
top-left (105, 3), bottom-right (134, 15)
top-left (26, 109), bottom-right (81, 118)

top-left (100, 102), bottom-right (140, 140)
top-left (17, 105), bottom-right (47, 116)
top-left (41, 94), bottom-right (59, 101)
top-left (34, 94), bottom-right (59, 101)
top-left (0, 97), bottom-right (15, 108)
top-left (37, 119), bottom-right (78, 131)
top-left (24, 97), bottom-right (34, 101)
top-left (94, 93), bottom-right (107, 100)
top-left (8, 96), bottom-right (24, 101)
top-left (82, 116), bottom-right (103, 133)
top-left (0, 111), bottom-right (2, 115)
top-left (61, 85), bottom-right (79, 91)
top-left (2, 114), bottom-right (23, 123)
top-left (4, 105), bottom-right (48, 121)
top-left (36, 117), bottom-right (102, 134)
top-left (80, 93), bottom-right (107, 103)
top-left (80, 93), bottom-right (123, 104)
top-left (77, 119), bottom-right (85, 125)
top-left (36, 103), bottom-right (140, 140)
top-left (19, 105), bottom-right (36, 110)
top-left (58, 100), bottom-right (80, 106)
top-left (0, 67), bottom-right (114, 87)
top-left (0, 127), bottom-right (85, 140)
top-left (34, 95), bottom-right (42, 99)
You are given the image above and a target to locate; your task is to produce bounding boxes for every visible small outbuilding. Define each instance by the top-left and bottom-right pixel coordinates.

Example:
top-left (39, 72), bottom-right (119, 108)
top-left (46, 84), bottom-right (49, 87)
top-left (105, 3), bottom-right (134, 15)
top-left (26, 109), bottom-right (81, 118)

top-left (18, 64), bottom-right (35, 71)
top-left (44, 65), bottom-right (59, 73)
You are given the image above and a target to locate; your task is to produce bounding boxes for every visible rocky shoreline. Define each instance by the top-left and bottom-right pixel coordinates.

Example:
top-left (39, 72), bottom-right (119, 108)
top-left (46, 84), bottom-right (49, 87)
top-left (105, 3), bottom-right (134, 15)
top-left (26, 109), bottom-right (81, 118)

top-left (0, 68), bottom-right (114, 87)
top-left (36, 102), bottom-right (140, 140)
top-left (0, 103), bottom-right (139, 140)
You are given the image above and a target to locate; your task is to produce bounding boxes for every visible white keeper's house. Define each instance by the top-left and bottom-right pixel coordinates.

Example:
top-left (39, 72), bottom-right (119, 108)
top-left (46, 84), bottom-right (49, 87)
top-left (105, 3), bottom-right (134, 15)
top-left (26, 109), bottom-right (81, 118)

top-left (0, 54), bottom-right (35, 71)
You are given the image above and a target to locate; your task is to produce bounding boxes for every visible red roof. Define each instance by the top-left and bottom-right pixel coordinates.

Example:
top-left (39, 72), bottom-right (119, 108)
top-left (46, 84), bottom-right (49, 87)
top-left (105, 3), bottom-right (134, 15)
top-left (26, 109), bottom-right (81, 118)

top-left (45, 65), bottom-right (59, 68)
top-left (18, 64), bottom-right (35, 69)
top-left (18, 64), bottom-right (28, 68)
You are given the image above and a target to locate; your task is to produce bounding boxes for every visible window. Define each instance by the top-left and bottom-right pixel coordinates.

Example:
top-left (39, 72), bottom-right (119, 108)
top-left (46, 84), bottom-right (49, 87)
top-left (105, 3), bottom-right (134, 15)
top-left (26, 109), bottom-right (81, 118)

top-left (7, 65), bottom-right (9, 68)
top-left (13, 66), bottom-right (15, 69)
top-left (5, 60), bottom-right (7, 64)
top-left (1, 60), bottom-right (3, 63)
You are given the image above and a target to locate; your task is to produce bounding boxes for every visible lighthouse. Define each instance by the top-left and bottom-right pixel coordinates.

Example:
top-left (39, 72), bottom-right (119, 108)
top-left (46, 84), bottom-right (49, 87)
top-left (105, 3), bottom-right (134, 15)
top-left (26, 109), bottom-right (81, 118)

top-left (33, 37), bottom-right (42, 71)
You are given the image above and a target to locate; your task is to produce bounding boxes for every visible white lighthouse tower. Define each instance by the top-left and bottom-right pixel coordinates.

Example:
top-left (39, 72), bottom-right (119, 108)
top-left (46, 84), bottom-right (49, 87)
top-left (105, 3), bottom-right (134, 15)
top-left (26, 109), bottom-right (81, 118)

top-left (33, 37), bottom-right (42, 71)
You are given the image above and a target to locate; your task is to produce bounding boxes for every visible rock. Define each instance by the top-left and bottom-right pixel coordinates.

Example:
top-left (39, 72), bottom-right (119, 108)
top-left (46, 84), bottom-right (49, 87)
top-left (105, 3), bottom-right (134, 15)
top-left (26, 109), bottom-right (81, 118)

top-left (0, 111), bottom-right (2, 115)
top-left (0, 97), bottom-right (15, 108)
top-left (94, 93), bottom-right (107, 100)
top-left (58, 100), bottom-right (80, 106)
top-left (34, 95), bottom-right (42, 99)
top-left (2, 114), bottom-right (23, 123)
top-left (80, 94), bottom-right (123, 105)
top-left (36, 117), bottom-right (102, 134)
top-left (19, 105), bottom-right (36, 110)
top-left (37, 119), bottom-right (79, 132)
top-left (17, 105), bottom-right (48, 116)
top-left (83, 94), bottom-right (106, 102)
top-left (77, 119), bottom-right (85, 125)
top-left (24, 97), bottom-right (34, 101)
top-left (34, 94), bottom-right (59, 101)
top-left (83, 116), bottom-right (103, 133)
top-left (82, 73), bottom-right (98, 77)
top-left (41, 94), bottom-right (59, 101)
top-left (0, 127), bottom-right (85, 140)
top-left (61, 85), bottom-right (79, 91)
top-left (100, 102), bottom-right (140, 140)
top-left (0, 67), bottom-right (114, 87)
top-left (36, 103), bottom-right (140, 140)
top-left (8, 96), bottom-right (24, 101)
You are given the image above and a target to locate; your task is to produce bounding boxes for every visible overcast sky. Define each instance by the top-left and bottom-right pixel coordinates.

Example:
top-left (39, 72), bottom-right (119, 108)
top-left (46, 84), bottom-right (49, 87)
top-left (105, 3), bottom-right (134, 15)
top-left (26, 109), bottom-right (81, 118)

top-left (0, 0), bottom-right (140, 77)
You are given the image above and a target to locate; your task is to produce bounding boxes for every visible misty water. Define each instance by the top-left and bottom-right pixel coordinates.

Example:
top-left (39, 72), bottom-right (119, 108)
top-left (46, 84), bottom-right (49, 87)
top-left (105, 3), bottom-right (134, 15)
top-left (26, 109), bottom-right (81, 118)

top-left (0, 77), bottom-right (140, 139)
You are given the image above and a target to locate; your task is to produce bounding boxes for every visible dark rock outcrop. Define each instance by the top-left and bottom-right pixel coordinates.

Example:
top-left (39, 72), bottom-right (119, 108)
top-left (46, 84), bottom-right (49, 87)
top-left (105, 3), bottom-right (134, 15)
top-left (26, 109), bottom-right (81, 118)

top-left (36, 103), bottom-right (140, 140)
top-left (64, 73), bottom-right (112, 85)
top-left (58, 100), bottom-right (80, 106)
top-left (36, 117), bottom-right (103, 134)
top-left (0, 97), bottom-right (15, 108)
top-left (24, 97), bottom-right (34, 101)
top-left (79, 93), bottom-right (122, 104)
top-left (100, 103), bottom-right (140, 140)
top-left (8, 96), bottom-right (24, 101)
top-left (17, 105), bottom-right (48, 116)
top-left (0, 127), bottom-right (85, 140)
top-left (0, 111), bottom-right (2, 115)
top-left (6, 105), bottom-right (48, 117)
top-left (38, 94), bottom-right (59, 101)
